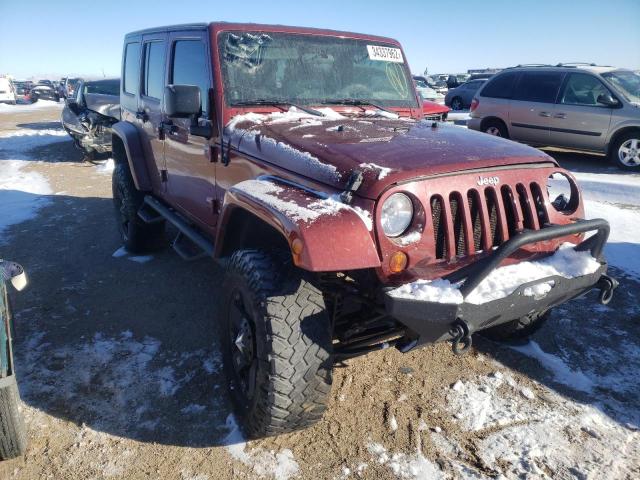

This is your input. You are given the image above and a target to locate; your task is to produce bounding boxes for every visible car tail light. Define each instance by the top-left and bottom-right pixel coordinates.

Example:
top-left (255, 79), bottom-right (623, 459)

top-left (470, 98), bottom-right (479, 112)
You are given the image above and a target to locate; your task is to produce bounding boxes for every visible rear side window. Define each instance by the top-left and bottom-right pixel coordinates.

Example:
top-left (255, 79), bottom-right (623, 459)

top-left (143, 41), bottom-right (165, 99)
top-left (513, 72), bottom-right (564, 103)
top-left (481, 72), bottom-right (518, 99)
top-left (123, 42), bottom-right (141, 94)
top-left (171, 40), bottom-right (209, 113)
top-left (560, 73), bottom-right (610, 106)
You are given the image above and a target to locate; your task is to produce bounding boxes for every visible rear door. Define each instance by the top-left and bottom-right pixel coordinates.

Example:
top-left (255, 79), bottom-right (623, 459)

top-left (548, 72), bottom-right (613, 151)
top-left (163, 30), bottom-right (217, 228)
top-left (508, 71), bottom-right (565, 145)
top-left (140, 33), bottom-right (168, 192)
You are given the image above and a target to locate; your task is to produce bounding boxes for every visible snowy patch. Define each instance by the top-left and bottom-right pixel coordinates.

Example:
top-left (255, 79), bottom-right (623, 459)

top-left (364, 109), bottom-right (400, 120)
top-left (0, 99), bottom-right (63, 112)
top-left (112, 246), bottom-right (153, 264)
top-left (223, 414), bottom-right (300, 480)
top-left (226, 106), bottom-right (344, 131)
top-left (389, 243), bottom-right (600, 305)
top-left (359, 162), bottom-right (392, 180)
top-left (397, 231), bottom-right (422, 246)
top-left (232, 179), bottom-right (373, 230)
top-left (511, 341), bottom-right (595, 393)
top-left (367, 443), bottom-right (444, 479)
top-left (95, 158), bottom-right (115, 174)
top-left (446, 373), bottom-right (640, 478)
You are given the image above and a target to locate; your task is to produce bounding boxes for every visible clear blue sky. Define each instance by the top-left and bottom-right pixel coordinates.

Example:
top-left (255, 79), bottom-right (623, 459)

top-left (1, 0), bottom-right (638, 79)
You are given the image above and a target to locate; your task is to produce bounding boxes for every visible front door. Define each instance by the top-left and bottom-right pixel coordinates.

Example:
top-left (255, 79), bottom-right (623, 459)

top-left (163, 31), bottom-right (217, 228)
top-left (549, 72), bottom-right (613, 151)
top-left (508, 71), bottom-right (565, 146)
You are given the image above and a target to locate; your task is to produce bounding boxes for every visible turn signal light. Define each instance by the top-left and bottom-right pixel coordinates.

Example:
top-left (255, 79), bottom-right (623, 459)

top-left (291, 238), bottom-right (304, 255)
top-left (389, 251), bottom-right (408, 273)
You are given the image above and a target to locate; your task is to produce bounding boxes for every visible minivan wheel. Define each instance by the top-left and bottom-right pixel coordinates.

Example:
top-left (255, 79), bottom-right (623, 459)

top-left (611, 132), bottom-right (640, 171)
top-left (451, 97), bottom-right (463, 110)
top-left (483, 119), bottom-right (509, 138)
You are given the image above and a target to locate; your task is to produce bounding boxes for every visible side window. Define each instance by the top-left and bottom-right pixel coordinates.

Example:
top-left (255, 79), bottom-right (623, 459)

top-left (560, 73), bottom-right (610, 106)
top-left (171, 40), bottom-right (209, 113)
top-left (513, 72), bottom-right (564, 103)
top-left (123, 42), bottom-right (141, 95)
top-left (481, 72), bottom-right (518, 98)
top-left (143, 41), bottom-right (165, 99)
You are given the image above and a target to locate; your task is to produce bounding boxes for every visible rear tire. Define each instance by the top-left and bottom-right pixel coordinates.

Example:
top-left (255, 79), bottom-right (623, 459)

top-left (451, 97), bottom-right (463, 110)
top-left (221, 249), bottom-right (333, 438)
top-left (111, 163), bottom-right (164, 254)
top-left (480, 311), bottom-right (550, 342)
top-left (0, 377), bottom-right (27, 460)
top-left (483, 118), bottom-right (509, 138)
top-left (610, 131), bottom-right (640, 171)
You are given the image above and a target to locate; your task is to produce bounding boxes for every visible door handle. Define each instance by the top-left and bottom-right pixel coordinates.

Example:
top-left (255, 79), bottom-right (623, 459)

top-left (538, 111), bottom-right (551, 117)
top-left (135, 110), bottom-right (148, 122)
top-left (554, 113), bottom-right (566, 119)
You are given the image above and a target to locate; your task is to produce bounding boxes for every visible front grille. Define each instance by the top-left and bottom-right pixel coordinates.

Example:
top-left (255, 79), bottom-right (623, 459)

top-left (431, 183), bottom-right (548, 260)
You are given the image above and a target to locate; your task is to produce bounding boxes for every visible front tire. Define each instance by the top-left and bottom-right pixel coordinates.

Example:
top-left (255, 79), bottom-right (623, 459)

top-left (451, 97), bottom-right (463, 110)
top-left (480, 311), bottom-right (550, 342)
top-left (0, 377), bottom-right (27, 460)
top-left (111, 163), bottom-right (164, 253)
top-left (610, 132), bottom-right (640, 171)
top-left (483, 118), bottom-right (509, 138)
top-left (221, 249), bottom-right (333, 438)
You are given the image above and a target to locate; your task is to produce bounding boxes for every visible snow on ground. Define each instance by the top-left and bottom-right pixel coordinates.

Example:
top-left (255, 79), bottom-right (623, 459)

top-left (223, 415), bottom-right (300, 480)
top-left (573, 169), bottom-right (640, 279)
top-left (95, 157), bottom-right (115, 174)
top-left (389, 243), bottom-right (600, 305)
top-left (445, 372), bottom-right (639, 479)
top-left (0, 99), bottom-right (63, 112)
top-left (0, 128), bottom-right (68, 242)
top-left (112, 246), bottom-right (154, 263)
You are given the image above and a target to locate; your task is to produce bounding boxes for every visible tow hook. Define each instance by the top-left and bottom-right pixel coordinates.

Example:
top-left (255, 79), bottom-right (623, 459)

top-left (450, 319), bottom-right (472, 355)
top-left (597, 274), bottom-right (619, 305)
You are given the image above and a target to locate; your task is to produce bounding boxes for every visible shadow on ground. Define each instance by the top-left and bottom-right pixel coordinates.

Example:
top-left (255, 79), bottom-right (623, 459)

top-left (4, 192), bottom-right (237, 448)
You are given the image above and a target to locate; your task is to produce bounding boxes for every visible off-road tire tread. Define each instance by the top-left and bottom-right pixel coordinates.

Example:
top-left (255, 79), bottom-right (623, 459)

top-left (223, 249), bottom-right (332, 438)
top-left (112, 163), bottom-right (164, 254)
top-left (0, 378), bottom-right (27, 460)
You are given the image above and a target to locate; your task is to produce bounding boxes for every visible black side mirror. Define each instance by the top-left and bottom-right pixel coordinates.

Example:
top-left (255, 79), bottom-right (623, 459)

top-left (597, 93), bottom-right (620, 108)
top-left (164, 84), bottom-right (201, 118)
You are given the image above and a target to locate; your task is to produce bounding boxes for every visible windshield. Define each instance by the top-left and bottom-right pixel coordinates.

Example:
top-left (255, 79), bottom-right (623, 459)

top-left (602, 70), bottom-right (640, 103)
top-left (219, 31), bottom-right (418, 108)
top-left (83, 79), bottom-right (120, 96)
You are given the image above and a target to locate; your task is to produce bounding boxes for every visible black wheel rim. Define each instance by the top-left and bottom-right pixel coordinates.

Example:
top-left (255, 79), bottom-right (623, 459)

top-left (228, 289), bottom-right (257, 401)
top-left (452, 98), bottom-right (462, 110)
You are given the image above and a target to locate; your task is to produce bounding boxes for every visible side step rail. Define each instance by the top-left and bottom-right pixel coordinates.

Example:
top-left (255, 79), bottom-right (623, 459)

top-left (141, 196), bottom-right (215, 259)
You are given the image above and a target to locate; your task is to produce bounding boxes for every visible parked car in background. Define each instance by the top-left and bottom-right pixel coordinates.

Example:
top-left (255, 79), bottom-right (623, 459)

top-left (31, 83), bottom-right (60, 102)
top-left (468, 65), bottom-right (640, 170)
top-left (0, 260), bottom-right (28, 460)
top-left (445, 79), bottom-right (487, 110)
top-left (468, 73), bottom-right (495, 81)
top-left (0, 77), bottom-right (16, 105)
top-left (421, 97), bottom-right (450, 121)
top-left (12, 81), bottom-right (33, 103)
top-left (62, 78), bottom-right (120, 158)
top-left (413, 77), bottom-right (445, 104)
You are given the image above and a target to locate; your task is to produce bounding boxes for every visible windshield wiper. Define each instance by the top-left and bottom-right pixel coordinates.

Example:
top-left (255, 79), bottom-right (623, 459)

top-left (230, 99), bottom-right (325, 117)
top-left (321, 99), bottom-right (398, 117)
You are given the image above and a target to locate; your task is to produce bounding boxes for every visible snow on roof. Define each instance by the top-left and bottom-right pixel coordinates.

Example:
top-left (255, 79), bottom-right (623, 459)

top-left (389, 243), bottom-right (601, 305)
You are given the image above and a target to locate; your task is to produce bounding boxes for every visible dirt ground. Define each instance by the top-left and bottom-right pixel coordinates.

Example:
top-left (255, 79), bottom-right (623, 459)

top-left (0, 105), bottom-right (638, 479)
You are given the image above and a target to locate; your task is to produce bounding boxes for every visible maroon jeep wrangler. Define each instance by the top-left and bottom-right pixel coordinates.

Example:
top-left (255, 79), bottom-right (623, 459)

top-left (112, 22), bottom-right (617, 437)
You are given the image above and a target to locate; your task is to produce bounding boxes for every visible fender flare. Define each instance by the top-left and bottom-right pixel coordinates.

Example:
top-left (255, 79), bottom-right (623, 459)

top-left (215, 179), bottom-right (381, 272)
top-left (111, 121), bottom-right (152, 191)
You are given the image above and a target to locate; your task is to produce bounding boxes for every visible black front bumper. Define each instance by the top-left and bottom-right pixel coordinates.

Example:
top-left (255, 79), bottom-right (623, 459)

top-left (384, 219), bottom-right (616, 349)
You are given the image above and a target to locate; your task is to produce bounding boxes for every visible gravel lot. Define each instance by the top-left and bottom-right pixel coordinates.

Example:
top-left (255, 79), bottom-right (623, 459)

top-left (0, 104), bottom-right (638, 479)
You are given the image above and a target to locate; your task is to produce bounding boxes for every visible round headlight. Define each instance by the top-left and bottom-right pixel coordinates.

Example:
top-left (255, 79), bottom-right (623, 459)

top-left (547, 172), bottom-right (576, 212)
top-left (381, 193), bottom-right (413, 237)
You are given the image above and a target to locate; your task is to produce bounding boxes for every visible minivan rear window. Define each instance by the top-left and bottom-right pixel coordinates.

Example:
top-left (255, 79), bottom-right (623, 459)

top-left (481, 72), bottom-right (518, 99)
top-left (512, 72), bottom-right (564, 103)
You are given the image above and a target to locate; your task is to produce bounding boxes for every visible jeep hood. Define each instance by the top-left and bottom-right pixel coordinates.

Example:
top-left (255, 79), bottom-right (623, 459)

top-left (229, 116), bottom-right (554, 199)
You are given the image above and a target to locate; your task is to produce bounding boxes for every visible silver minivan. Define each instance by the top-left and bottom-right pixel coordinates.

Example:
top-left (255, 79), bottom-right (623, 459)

top-left (468, 65), bottom-right (640, 171)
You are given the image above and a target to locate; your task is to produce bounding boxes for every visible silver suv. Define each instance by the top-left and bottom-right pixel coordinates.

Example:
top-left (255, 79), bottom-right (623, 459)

top-left (468, 64), bottom-right (640, 171)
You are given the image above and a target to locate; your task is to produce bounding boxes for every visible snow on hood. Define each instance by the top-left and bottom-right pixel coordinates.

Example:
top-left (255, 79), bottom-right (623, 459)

top-left (226, 108), bottom-right (551, 198)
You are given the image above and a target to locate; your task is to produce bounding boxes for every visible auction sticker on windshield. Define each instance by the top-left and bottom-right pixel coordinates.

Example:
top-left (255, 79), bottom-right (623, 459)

top-left (367, 45), bottom-right (404, 63)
